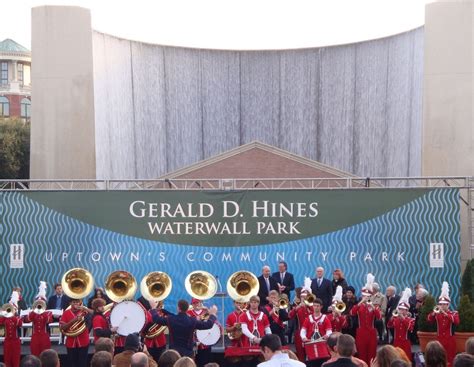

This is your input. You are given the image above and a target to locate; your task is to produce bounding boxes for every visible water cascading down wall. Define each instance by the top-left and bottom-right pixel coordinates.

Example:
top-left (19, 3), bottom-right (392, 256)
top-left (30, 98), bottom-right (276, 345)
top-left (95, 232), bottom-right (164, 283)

top-left (30, 6), bottom-right (423, 180)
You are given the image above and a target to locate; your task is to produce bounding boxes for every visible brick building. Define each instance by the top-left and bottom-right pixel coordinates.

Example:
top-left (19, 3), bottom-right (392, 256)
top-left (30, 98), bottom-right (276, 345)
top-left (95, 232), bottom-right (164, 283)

top-left (0, 38), bottom-right (31, 120)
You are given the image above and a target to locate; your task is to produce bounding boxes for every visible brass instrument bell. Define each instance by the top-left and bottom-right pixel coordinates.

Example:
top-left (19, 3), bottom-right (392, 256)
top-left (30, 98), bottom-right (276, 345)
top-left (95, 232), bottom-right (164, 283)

top-left (105, 270), bottom-right (137, 303)
top-left (185, 270), bottom-right (218, 300)
top-left (140, 271), bottom-right (172, 302)
top-left (226, 271), bottom-right (259, 303)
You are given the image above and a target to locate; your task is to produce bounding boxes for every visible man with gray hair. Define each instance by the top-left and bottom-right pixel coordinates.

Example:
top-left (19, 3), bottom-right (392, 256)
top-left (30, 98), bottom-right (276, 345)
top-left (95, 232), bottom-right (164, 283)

top-left (311, 267), bottom-right (333, 313)
top-left (258, 265), bottom-right (279, 306)
top-left (384, 286), bottom-right (400, 344)
top-left (131, 352), bottom-right (149, 367)
top-left (465, 336), bottom-right (474, 355)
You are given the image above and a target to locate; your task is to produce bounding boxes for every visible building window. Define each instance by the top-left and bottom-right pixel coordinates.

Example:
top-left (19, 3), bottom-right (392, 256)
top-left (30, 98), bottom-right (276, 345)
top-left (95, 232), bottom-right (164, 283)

top-left (21, 98), bottom-right (30, 119)
top-left (1, 62), bottom-right (8, 85)
top-left (18, 63), bottom-right (23, 85)
top-left (0, 96), bottom-right (9, 116)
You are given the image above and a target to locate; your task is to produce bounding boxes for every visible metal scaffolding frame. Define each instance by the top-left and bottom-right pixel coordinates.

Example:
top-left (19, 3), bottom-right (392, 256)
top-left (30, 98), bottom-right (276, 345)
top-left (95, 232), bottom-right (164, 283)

top-left (1, 176), bottom-right (474, 250)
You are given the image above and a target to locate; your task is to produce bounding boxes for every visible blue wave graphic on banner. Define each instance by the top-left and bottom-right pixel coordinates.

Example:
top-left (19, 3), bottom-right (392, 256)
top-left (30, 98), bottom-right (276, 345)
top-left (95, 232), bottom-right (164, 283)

top-left (1, 189), bottom-right (460, 319)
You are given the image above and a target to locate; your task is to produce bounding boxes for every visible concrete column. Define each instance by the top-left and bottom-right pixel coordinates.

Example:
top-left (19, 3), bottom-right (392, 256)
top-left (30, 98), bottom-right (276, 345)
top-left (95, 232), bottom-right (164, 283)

top-left (423, 0), bottom-right (474, 265)
top-left (30, 6), bottom-right (96, 179)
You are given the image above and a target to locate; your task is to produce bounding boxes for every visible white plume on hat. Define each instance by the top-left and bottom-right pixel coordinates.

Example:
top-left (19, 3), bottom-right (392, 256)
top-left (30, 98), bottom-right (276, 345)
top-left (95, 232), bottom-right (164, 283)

top-left (439, 281), bottom-right (450, 303)
top-left (36, 281), bottom-right (47, 300)
top-left (9, 291), bottom-right (19, 308)
top-left (362, 273), bottom-right (375, 295)
top-left (303, 277), bottom-right (312, 293)
top-left (397, 288), bottom-right (412, 310)
top-left (333, 286), bottom-right (343, 303)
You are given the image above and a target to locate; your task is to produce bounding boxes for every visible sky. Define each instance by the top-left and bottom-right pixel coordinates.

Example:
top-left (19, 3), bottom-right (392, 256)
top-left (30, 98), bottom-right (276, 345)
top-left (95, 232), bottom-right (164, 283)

top-left (2, 0), bottom-right (431, 50)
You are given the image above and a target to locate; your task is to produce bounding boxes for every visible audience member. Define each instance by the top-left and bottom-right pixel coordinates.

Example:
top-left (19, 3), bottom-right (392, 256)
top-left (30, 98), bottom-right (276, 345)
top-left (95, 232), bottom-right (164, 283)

top-left (131, 352), bottom-right (149, 367)
top-left (258, 334), bottom-right (306, 366)
top-left (425, 341), bottom-right (447, 367)
top-left (158, 350), bottom-right (181, 367)
top-left (453, 353), bottom-right (474, 367)
top-left (203, 364), bottom-right (220, 367)
top-left (371, 345), bottom-right (400, 367)
top-left (20, 356), bottom-right (41, 367)
top-left (113, 333), bottom-right (157, 367)
top-left (390, 361), bottom-right (410, 367)
top-left (322, 332), bottom-right (367, 367)
top-left (39, 349), bottom-right (60, 367)
top-left (332, 269), bottom-right (348, 294)
top-left (281, 349), bottom-right (299, 361)
top-left (173, 357), bottom-right (196, 367)
top-left (465, 336), bottom-right (474, 355)
top-left (91, 351), bottom-right (112, 367)
top-left (323, 334), bottom-right (358, 367)
top-left (95, 337), bottom-right (115, 356)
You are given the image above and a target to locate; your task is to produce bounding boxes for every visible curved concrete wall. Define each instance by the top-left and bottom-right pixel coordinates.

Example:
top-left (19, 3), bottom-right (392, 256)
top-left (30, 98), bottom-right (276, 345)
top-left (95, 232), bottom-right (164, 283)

top-left (92, 28), bottom-right (424, 179)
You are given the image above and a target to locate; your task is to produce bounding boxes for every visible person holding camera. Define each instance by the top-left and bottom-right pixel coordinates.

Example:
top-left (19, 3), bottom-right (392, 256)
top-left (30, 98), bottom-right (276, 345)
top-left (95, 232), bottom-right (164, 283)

top-left (113, 333), bottom-right (157, 367)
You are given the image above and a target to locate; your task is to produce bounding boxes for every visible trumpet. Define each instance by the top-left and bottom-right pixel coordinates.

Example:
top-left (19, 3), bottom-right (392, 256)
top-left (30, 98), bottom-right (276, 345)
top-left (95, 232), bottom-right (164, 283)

top-left (433, 306), bottom-right (441, 314)
top-left (392, 309), bottom-right (399, 318)
top-left (304, 293), bottom-right (317, 307)
top-left (1, 303), bottom-right (16, 318)
top-left (334, 301), bottom-right (346, 313)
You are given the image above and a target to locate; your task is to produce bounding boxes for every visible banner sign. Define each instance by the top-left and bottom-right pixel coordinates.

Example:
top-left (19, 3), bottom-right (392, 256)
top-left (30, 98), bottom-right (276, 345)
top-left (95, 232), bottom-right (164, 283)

top-left (0, 188), bottom-right (460, 313)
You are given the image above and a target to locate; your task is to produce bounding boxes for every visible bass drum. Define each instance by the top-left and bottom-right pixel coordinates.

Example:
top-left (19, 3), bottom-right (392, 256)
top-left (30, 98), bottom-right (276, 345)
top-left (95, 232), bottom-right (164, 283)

top-left (110, 301), bottom-right (146, 336)
top-left (196, 323), bottom-right (222, 346)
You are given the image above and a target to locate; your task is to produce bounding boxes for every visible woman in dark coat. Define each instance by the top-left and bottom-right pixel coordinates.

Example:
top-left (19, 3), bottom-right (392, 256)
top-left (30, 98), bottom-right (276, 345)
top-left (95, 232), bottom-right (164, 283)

top-left (332, 269), bottom-right (348, 294)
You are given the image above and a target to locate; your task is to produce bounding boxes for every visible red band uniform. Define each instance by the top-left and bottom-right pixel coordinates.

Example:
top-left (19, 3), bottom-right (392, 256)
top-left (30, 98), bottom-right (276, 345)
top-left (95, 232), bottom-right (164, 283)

top-left (387, 315), bottom-right (415, 361)
top-left (26, 310), bottom-right (53, 356)
top-left (240, 309), bottom-right (271, 344)
top-left (188, 302), bottom-right (213, 367)
top-left (300, 313), bottom-right (332, 340)
top-left (60, 304), bottom-right (90, 367)
top-left (288, 303), bottom-right (313, 361)
top-left (327, 313), bottom-right (348, 333)
top-left (350, 302), bottom-right (382, 364)
top-left (427, 310), bottom-right (459, 366)
top-left (144, 309), bottom-right (167, 362)
top-left (226, 308), bottom-right (249, 347)
top-left (0, 313), bottom-right (22, 367)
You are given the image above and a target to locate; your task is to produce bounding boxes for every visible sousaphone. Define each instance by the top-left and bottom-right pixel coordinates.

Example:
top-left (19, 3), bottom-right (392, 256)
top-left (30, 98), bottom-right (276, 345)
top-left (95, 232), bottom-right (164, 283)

top-left (61, 268), bottom-right (94, 337)
top-left (140, 271), bottom-right (172, 339)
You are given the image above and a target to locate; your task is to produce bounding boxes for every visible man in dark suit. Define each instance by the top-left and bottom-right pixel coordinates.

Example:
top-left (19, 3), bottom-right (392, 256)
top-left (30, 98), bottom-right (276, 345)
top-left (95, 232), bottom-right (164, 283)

top-left (272, 261), bottom-right (295, 300)
top-left (47, 283), bottom-right (70, 311)
top-left (150, 299), bottom-right (217, 358)
top-left (384, 285), bottom-right (400, 343)
top-left (310, 267), bottom-right (333, 313)
top-left (258, 265), bottom-right (279, 306)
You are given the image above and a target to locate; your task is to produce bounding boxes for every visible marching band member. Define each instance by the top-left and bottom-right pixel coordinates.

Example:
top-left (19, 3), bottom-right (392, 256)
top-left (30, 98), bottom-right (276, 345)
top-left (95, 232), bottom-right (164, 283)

top-left (226, 298), bottom-right (249, 347)
top-left (300, 297), bottom-right (332, 343)
top-left (187, 298), bottom-right (213, 367)
top-left (60, 297), bottom-right (93, 367)
top-left (350, 273), bottom-right (382, 365)
top-left (288, 278), bottom-right (314, 361)
top-left (240, 295), bottom-right (272, 345)
top-left (327, 286), bottom-right (348, 333)
top-left (263, 290), bottom-right (289, 345)
top-left (91, 298), bottom-right (117, 343)
top-left (427, 282), bottom-right (459, 367)
top-left (144, 300), bottom-right (167, 363)
top-left (0, 291), bottom-right (22, 367)
top-left (25, 281), bottom-right (54, 356)
top-left (387, 288), bottom-right (415, 361)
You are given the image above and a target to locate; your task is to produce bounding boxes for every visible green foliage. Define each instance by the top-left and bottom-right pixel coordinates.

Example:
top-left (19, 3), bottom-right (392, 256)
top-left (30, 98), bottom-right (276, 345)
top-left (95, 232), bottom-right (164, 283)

top-left (0, 118), bottom-right (30, 179)
top-left (418, 295), bottom-right (437, 332)
top-left (457, 294), bottom-right (474, 332)
top-left (462, 259), bottom-right (474, 303)
top-left (458, 260), bottom-right (474, 331)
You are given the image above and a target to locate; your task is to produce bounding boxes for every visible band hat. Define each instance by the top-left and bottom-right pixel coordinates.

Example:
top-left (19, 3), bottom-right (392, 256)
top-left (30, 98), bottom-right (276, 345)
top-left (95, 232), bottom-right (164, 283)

top-left (397, 288), bottom-right (412, 311)
top-left (438, 281), bottom-right (450, 304)
top-left (332, 286), bottom-right (343, 304)
top-left (191, 298), bottom-right (201, 304)
top-left (361, 273), bottom-right (375, 296)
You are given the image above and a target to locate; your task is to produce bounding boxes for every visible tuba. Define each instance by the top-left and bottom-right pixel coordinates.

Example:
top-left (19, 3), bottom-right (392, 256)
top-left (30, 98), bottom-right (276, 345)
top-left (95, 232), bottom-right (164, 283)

top-left (185, 271), bottom-right (218, 301)
top-left (226, 271), bottom-right (259, 303)
top-left (140, 272), bottom-right (172, 339)
top-left (105, 270), bottom-right (137, 303)
top-left (61, 268), bottom-right (94, 337)
top-left (32, 299), bottom-right (47, 315)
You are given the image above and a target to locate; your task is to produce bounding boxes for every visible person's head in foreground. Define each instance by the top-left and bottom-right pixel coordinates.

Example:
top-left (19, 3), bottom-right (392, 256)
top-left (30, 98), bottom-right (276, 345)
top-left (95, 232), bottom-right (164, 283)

top-left (336, 334), bottom-right (356, 358)
top-left (91, 351), bottom-right (112, 367)
top-left (130, 352), bottom-right (149, 367)
top-left (425, 341), bottom-right (447, 367)
top-left (374, 345), bottom-right (401, 367)
top-left (173, 356), bottom-right (196, 367)
top-left (20, 356), bottom-right (41, 367)
top-left (39, 349), bottom-right (60, 367)
top-left (157, 349), bottom-right (181, 367)
top-left (453, 353), bottom-right (474, 367)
